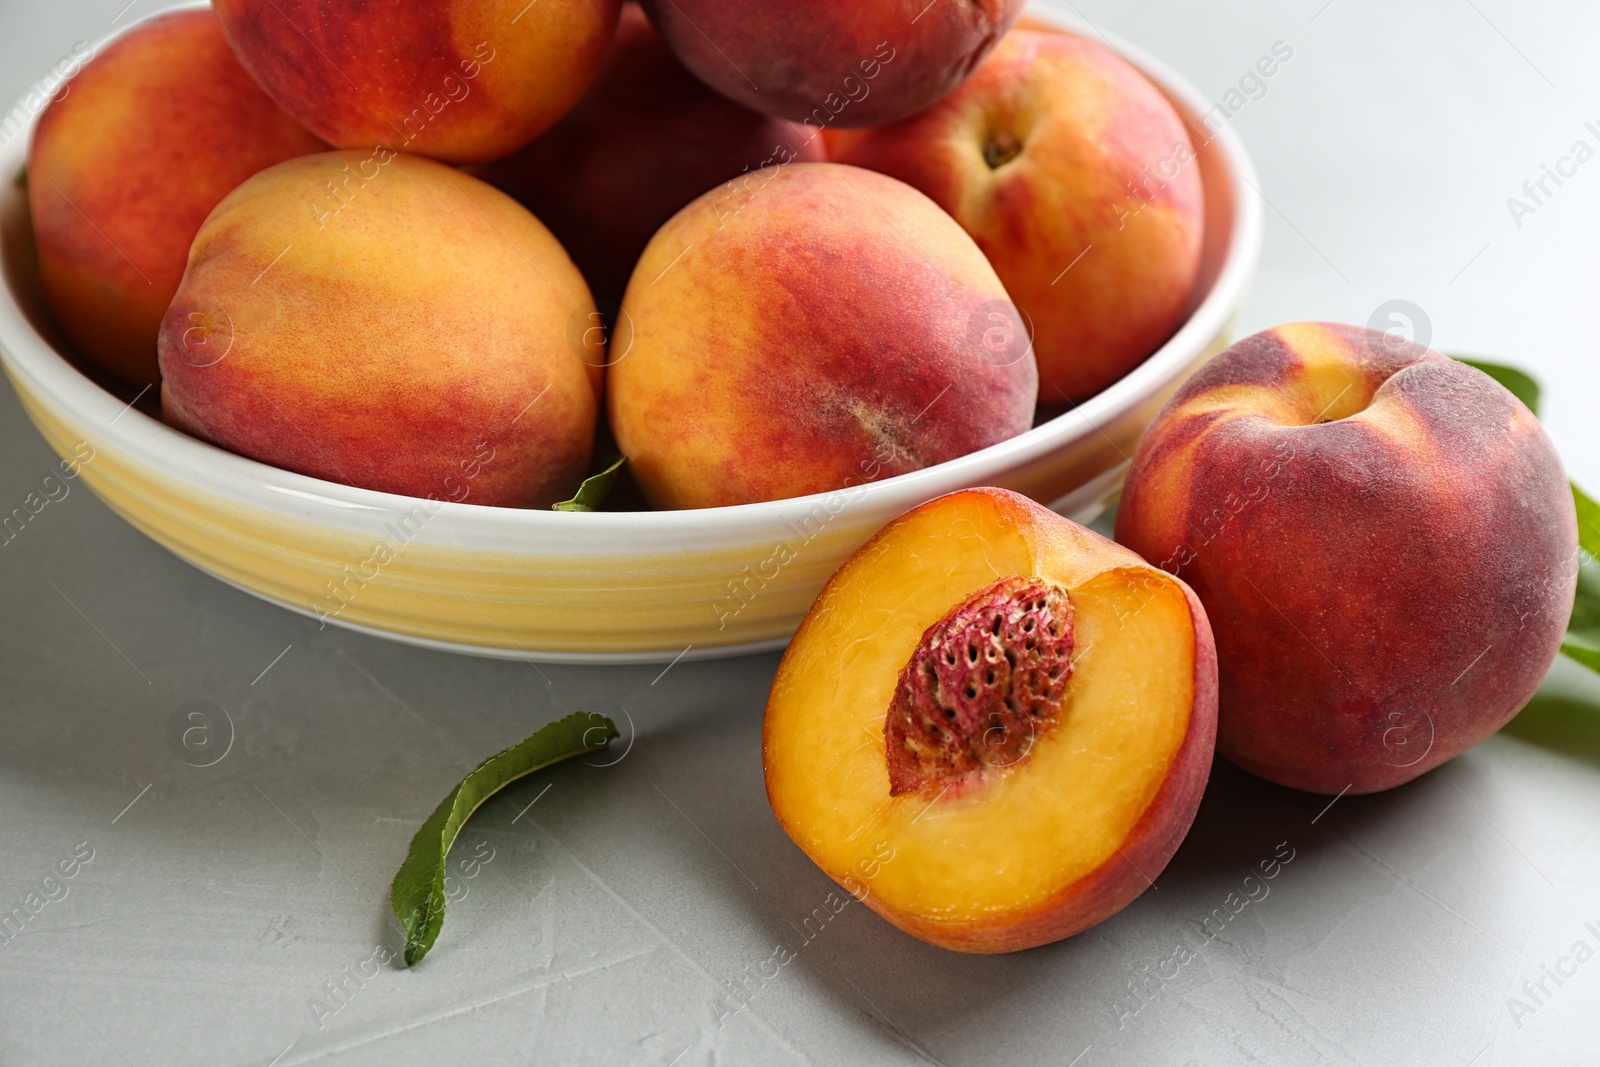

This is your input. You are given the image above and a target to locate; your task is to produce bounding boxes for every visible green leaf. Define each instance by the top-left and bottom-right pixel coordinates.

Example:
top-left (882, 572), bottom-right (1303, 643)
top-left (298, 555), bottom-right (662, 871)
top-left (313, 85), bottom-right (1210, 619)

top-left (13, 163), bottom-right (26, 188)
top-left (1562, 638), bottom-right (1600, 673)
top-left (1574, 481), bottom-right (1600, 560)
top-left (552, 455), bottom-right (626, 512)
top-left (1566, 483), bottom-right (1600, 677)
top-left (1451, 354), bottom-right (1542, 416)
top-left (390, 711), bottom-right (617, 965)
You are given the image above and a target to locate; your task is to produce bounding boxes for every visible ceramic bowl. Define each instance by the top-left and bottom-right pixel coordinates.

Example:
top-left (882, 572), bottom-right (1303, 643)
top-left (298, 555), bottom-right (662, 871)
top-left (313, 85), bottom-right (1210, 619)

top-left (0, 4), bottom-right (1261, 663)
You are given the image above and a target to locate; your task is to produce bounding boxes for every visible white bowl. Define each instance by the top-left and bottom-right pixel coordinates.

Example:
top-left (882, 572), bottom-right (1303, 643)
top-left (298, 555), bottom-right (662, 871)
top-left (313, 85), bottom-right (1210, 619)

top-left (0, 4), bottom-right (1261, 663)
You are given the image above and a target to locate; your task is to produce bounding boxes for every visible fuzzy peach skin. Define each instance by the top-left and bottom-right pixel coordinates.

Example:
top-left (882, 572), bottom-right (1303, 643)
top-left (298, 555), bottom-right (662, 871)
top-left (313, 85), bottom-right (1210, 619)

top-left (26, 8), bottom-right (324, 387)
top-left (609, 162), bottom-right (1037, 509)
top-left (474, 4), bottom-right (825, 308)
top-left (765, 488), bottom-right (1217, 953)
top-left (1116, 323), bottom-right (1578, 795)
top-left (835, 29), bottom-right (1204, 403)
top-left (158, 151), bottom-right (601, 508)
top-left (212, 0), bottom-right (621, 165)
top-left (638, 0), bottom-right (1023, 128)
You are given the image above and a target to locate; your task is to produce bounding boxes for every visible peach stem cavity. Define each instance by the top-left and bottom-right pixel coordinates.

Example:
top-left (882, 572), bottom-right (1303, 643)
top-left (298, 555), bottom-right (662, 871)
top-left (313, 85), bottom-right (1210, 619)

top-left (982, 129), bottom-right (1022, 169)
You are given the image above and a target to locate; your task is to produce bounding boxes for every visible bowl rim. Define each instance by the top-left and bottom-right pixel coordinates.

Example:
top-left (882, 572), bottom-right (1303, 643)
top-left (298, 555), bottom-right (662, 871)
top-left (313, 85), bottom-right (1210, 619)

top-left (0, 1), bottom-right (1262, 552)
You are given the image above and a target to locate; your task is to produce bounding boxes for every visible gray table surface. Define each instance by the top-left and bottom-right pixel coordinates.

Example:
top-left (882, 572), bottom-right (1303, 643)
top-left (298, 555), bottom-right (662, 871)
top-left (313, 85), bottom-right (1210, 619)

top-left (4, 1), bottom-right (1599, 1064)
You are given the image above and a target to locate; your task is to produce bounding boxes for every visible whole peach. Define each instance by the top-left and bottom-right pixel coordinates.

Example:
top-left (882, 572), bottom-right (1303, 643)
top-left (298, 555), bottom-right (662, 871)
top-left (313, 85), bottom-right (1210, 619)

top-left (638, 0), bottom-right (1023, 128)
top-left (1116, 323), bottom-right (1578, 794)
top-left (475, 4), bottom-right (825, 308)
top-left (159, 152), bottom-right (600, 508)
top-left (26, 9), bottom-right (323, 386)
top-left (609, 162), bottom-right (1038, 509)
top-left (212, 0), bottom-right (621, 164)
top-left (837, 29), bottom-right (1204, 403)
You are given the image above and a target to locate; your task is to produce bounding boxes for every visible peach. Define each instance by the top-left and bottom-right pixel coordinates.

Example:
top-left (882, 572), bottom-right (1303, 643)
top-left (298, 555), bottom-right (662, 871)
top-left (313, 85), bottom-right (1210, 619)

top-left (1115, 323), bottom-right (1578, 794)
top-left (835, 29), bottom-right (1205, 402)
top-left (638, 0), bottom-right (1023, 128)
top-left (26, 9), bottom-right (324, 387)
top-left (474, 4), bottom-right (825, 308)
top-left (765, 487), bottom-right (1217, 952)
top-left (212, 0), bottom-right (621, 165)
top-left (608, 162), bottom-right (1037, 509)
top-left (158, 151), bottom-right (600, 508)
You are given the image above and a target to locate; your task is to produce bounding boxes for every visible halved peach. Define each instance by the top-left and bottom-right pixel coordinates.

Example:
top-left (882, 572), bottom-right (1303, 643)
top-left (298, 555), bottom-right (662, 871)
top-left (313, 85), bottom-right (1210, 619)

top-left (764, 488), bottom-right (1217, 953)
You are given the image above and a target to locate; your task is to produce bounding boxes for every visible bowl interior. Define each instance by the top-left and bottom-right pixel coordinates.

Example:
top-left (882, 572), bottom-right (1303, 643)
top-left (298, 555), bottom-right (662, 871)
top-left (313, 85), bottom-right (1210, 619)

top-left (0, 3), bottom-right (1258, 537)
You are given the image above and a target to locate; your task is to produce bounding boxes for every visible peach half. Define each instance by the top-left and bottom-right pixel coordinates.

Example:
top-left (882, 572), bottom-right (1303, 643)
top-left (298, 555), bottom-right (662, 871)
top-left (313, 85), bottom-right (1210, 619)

top-left (764, 488), bottom-right (1218, 953)
top-left (1115, 323), bottom-right (1578, 794)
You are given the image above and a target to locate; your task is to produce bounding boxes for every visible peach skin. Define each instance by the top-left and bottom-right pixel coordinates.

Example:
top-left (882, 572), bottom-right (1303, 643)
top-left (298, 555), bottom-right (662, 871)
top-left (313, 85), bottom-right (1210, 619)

top-left (474, 4), bottom-right (825, 308)
top-left (158, 151), bottom-right (600, 509)
top-left (1116, 323), bottom-right (1578, 794)
top-left (836, 29), bottom-right (1205, 403)
top-left (212, 0), bottom-right (621, 164)
top-left (765, 487), bottom-right (1218, 952)
top-left (638, 0), bottom-right (1023, 128)
top-left (26, 8), bottom-right (324, 387)
top-left (608, 162), bottom-right (1038, 509)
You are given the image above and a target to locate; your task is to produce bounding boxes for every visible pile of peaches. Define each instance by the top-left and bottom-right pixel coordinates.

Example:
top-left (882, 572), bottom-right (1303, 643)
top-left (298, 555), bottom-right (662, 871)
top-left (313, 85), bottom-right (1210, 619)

top-left (26, 1), bottom-right (1582, 955)
top-left (27, 0), bottom-right (1204, 509)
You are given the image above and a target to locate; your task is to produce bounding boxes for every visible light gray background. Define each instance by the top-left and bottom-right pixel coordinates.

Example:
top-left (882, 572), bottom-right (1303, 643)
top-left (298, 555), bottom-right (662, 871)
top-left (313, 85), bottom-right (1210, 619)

top-left (3, 1), bottom-right (1599, 1064)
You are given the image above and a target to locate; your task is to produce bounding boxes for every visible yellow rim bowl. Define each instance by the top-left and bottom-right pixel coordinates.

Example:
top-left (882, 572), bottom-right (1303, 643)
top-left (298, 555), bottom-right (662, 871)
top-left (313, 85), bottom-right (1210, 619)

top-left (0, 4), bottom-right (1261, 663)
